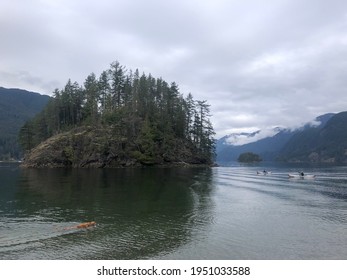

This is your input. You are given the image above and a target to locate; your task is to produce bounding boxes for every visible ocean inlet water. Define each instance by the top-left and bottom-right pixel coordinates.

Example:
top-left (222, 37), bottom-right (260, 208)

top-left (0, 162), bottom-right (346, 259)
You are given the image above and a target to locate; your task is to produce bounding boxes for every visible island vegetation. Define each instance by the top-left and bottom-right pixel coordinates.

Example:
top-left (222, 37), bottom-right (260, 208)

top-left (19, 61), bottom-right (216, 167)
top-left (237, 152), bottom-right (262, 163)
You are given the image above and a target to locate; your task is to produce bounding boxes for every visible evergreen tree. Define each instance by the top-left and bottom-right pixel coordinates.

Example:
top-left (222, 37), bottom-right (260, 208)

top-left (98, 70), bottom-right (111, 114)
top-left (185, 93), bottom-right (195, 140)
top-left (19, 61), bottom-right (216, 165)
top-left (194, 100), bottom-right (216, 159)
top-left (19, 122), bottom-right (34, 152)
top-left (83, 73), bottom-right (99, 124)
top-left (110, 61), bottom-right (126, 109)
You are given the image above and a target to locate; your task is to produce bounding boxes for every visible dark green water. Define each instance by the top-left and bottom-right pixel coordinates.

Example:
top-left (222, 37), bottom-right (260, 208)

top-left (1, 162), bottom-right (346, 259)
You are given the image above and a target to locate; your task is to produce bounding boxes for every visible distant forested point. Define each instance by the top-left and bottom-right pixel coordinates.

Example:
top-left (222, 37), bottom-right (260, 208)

top-left (20, 61), bottom-right (216, 167)
top-left (237, 152), bottom-right (262, 163)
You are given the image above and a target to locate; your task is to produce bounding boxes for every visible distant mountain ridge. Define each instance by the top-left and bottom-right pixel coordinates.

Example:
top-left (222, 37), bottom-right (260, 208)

top-left (0, 87), bottom-right (50, 160)
top-left (217, 127), bottom-right (288, 150)
top-left (217, 131), bottom-right (261, 147)
top-left (217, 128), bottom-right (294, 162)
top-left (216, 112), bottom-right (344, 163)
top-left (279, 112), bottom-right (347, 163)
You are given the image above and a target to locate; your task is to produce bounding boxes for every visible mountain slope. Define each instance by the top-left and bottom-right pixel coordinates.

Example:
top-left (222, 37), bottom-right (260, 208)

top-left (0, 87), bottom-right (50, 160)
top-left (216, 131), bottom-right (260, 151)
top-left (216, 113), bottom-right (336, 163)
top-left (217, 128), bottom-right (294, 162)
top-left (279, 112), bottom-right (347, 163)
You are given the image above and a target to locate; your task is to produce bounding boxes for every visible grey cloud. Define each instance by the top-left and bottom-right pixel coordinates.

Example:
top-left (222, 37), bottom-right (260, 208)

top-left (1, 0), bottom-right (347, 138)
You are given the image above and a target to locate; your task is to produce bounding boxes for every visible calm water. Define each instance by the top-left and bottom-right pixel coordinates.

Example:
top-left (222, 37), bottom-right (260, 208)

top-left (0, 162), bottom-right (346, 260)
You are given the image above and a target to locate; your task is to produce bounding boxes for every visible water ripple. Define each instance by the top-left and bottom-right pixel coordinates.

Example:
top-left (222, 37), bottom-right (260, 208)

top-left (1, 165), bottom-right (347, 259)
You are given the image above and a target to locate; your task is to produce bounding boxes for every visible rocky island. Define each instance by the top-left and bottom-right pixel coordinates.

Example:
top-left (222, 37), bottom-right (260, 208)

top-left (20, 61), bottom-right (216, 168)
top-left (237, 152), bottom-right (262, 163)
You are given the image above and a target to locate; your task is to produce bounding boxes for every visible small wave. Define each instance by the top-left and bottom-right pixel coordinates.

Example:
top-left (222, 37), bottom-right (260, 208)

top-left (0, 218), bottom-right (96, 256)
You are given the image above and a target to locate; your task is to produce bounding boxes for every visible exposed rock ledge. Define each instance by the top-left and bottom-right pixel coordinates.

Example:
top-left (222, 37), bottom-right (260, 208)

top-left (21, 126), bottom-right (212, 168)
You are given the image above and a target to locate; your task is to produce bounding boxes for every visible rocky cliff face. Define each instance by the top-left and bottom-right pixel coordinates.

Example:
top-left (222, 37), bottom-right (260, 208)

top-left (21, 126), bottom-right (208, 168)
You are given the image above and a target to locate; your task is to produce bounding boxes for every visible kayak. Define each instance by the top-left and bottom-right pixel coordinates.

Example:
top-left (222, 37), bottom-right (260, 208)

top-left (288, 173), bottom-right (316, 179)
top-left (257, 171), bottom-right (272, 175)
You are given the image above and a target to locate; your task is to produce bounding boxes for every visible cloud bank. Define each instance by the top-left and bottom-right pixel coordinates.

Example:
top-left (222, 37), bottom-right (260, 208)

top-left (1, 0), bottom-right (347, 137)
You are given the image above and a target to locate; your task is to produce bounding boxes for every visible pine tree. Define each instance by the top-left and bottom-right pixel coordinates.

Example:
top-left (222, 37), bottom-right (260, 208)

top-left (193, 100), bottom-right (216, 161)
top-left (19, 122), bottom-right (34, 151)
top-left (83, 73), bottom-right (99, 124)
top-left (110, 61), bottom-right (126, 109)
top-left (19, 61), bottom-right (216, 165)
top-left (185, 93), bottom-right (195, 141)
top-left (98, 70), bottom-right (111, 114)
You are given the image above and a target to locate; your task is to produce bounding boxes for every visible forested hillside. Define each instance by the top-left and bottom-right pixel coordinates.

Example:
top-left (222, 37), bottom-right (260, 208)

top-left (20, 61), bottom-right (216, 167)
top-left (279, 111), bottom-right (347, 163)
top-left (216, 113), bottom-right (337, 163)
top-left (216, 128), bottom-right (294, 162)
top-left (0, 87), bottom-right (50, 160)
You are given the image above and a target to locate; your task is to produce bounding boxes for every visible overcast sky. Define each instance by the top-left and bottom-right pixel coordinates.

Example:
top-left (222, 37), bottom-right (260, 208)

top-left (1, 0), bottom-right (347, 138)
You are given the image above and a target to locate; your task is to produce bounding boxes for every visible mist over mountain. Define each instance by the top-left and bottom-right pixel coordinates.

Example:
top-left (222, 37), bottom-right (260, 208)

top-left (217, 127), bottom-right (285, 150)
top-left (217, 128), bottom-right (294, 162)
top-left (279, 112), bottom-right (347, 163)
top-left (216, 113), bottom-right (338, 163)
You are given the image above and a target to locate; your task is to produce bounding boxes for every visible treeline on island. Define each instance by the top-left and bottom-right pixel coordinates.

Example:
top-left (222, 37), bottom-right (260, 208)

top-left (19, 61), bottom-right (216, 167)
top-left (237, 152), bottom-right (262, 163)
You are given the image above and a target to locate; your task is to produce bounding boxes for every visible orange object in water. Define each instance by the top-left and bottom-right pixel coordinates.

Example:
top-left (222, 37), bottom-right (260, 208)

top-left (63, 221), bottom-right (96, 230)
top-left (76, 221), bottom-right (96, 228)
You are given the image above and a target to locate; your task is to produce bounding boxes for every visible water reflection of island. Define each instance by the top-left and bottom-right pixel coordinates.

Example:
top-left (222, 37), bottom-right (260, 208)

top-left (11, 167), bottom-right (215, 259)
